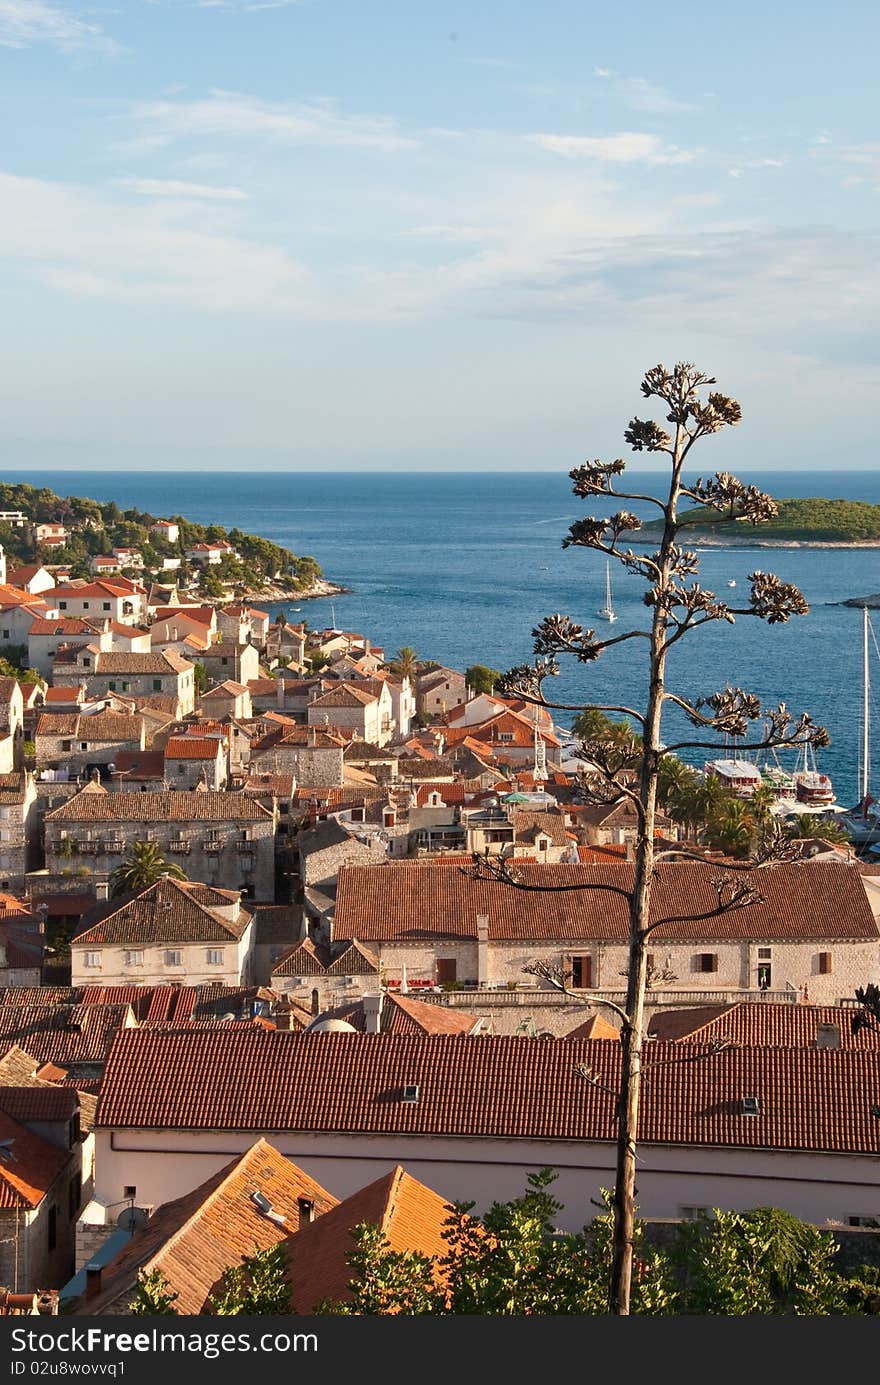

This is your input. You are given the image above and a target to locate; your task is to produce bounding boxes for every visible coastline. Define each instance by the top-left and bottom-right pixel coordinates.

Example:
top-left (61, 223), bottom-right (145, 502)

top-left (631, 538), bottom-right (880, 550)
top-left (236, 577), bottom-right (349, 603)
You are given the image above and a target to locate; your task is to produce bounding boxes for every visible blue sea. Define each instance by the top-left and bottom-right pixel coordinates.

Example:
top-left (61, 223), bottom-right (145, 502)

top-left (6, 469), bottom-right (880, 803)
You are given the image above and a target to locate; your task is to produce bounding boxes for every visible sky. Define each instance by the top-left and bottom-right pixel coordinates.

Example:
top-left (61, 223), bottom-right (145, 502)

top-left (1, 0), bottom-right (879, 472)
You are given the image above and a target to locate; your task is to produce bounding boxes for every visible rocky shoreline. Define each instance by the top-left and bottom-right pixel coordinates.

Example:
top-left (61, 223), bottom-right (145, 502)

top-left (238, 577), bottom-right (349, 604)
top-left (632, 538), bottom-right (880, 550)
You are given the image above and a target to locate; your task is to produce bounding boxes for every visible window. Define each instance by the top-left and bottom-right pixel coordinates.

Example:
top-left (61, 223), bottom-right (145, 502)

top-left (177, 764), bottom-right (185, 775)
top-left (124, 1185), bottom-right (137, 1199)
top-left (83, 951), bottom-right (101, 968)
top-left (207, 948), bottom-right (224, 965)
top-left (82, 657), bottom-right (90, 668)
top-left (848, 1215), bottom-right (880, 1228)
top-left (696, 953), bottom-right (718, 973)
top-left (48, 1205), bottom-right (57, 1252)
top-left (1, 630), bottom-right (7, 641)
top-left (436, 958), bottom-right (457, 984)
top-left (680, 1206), bottom-right (712, 1221)
top-left (153, 679), bottom-right (162, 691)
top-left (83, 602), bottom-right (89, 610)
top-left (124, 949), bottom-right (144, 967)
top-left (68, 1112), bottom-right (80, 1147)
top-left (108, 681), bottom-right (116, 691)
top-left (571, 955), bottom-right (593, 989)
top-left (165, 949), bottom-right (182, 966)
top-left (69, 1173), bottom-right (82, 1219)
top-left (59, 601), bottom-right (67, 610)
top-left (103, 602), bottom-right (110, 611)
top-left (80, 742), bottom-right (88, 751)
top-left (818, 951), bottom-right (833, 974)
top-left (757, 947), bottom-right (771, 960)
top-left (61, 740), bottom-right (72, 752)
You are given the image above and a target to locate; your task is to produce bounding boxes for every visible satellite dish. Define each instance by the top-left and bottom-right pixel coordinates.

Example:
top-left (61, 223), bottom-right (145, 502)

top-left (117, 1206), bottom-right (150, 1231)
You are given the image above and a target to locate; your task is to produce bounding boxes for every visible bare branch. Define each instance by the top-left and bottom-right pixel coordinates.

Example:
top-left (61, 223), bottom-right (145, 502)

top-left (522, 959), bottom-right (631, 1027)
top-left (462, 853), bottom-right (633, 902)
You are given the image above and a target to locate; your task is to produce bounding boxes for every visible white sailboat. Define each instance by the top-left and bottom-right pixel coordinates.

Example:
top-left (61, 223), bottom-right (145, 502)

top-left (597, 561), bottom-right (616, 623)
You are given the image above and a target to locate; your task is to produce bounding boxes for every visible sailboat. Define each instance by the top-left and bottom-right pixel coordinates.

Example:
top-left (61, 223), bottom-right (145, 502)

top-left (841, 607), bottom-right (880, 848)
top-left (597, 561), bottom-right (616, 623)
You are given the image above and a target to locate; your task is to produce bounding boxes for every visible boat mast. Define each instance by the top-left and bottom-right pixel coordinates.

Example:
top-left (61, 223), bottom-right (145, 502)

top-left (861, 604), bottom-right (870, 805)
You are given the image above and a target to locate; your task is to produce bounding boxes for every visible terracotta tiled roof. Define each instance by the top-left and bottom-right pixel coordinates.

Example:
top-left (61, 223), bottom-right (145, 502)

top-left (79, 1139), bottom-right (338, 1315)
top-left (164, 737), bottom-right (224, 760)
top-left (96, 1029), bottom-right (880, 1157)
top-left (45, 789), bottom-right (271, 822)
top-left (35, 712), bottom-right (144, 742)
top-left (511, 809), bottom-right (569, 847)
top-left (43, 687), bottom-right (81, 705)
top-left (284, 1166), bottom-right (453, 1311)
top-left (310, 684), bottom-right (378, 709)
top-left (380, 994), bottom-right (482, 1036)
top-left (0, 1003), bottom-right (133, 1066)
top-left (0, 1108), bottom-right (69, 1209)
top-left (0, 1085), bottom-right (78, 1123)
top-left (564, 1014), bottom-right (621, 1041)
top-left (202, 681), bottom-right (249, 698)
top-left (28, 617), bottom-right (98, 635)
top-left (0, 988), bottom-right (81, 1006)
top-left (0, 890), bottom-right (36, 923)
top-left (332, 860), bottom-right (879, 943)
top-left (325, 940), bottom-right (380, 976)
top-left (111, 750), bottom-right (166, 779)
top-left (90, 651), bottom-right (192, 674)
top-left (272, 938), bottom-right (329, 977)
top-left (576, 844), bottom-right (628, 863)
top-left (74, 878), bottom-right (251, 945)
top-left (648, 1001), bottom-right (880, 1047)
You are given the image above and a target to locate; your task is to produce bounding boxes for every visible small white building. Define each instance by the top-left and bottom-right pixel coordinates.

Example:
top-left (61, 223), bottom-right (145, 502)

top-left (70, 877), bottom-right (255, 988)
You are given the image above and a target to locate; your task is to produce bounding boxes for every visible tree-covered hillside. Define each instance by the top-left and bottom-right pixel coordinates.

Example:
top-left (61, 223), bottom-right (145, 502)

top-left (639, 497), bottom-right (880, 543)
top-left (0, 480), bottom-right (323, 591)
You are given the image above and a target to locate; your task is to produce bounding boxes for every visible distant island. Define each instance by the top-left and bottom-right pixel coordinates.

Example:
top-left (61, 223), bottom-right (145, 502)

top-left (0, 480), bottom-right (345, 603)
top-left (635, 497), bottom-right (880, 547)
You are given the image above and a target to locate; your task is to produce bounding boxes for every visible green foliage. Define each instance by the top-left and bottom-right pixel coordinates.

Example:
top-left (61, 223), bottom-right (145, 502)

top-left (109, 841), bottom-right (187, 897)
top-left (670, 1208), bottom-right (855, 1315)
top-left (193, 661), bottom-right (208, 695)
top-left (130, 1268), bottom-right (179, 1315)
top-left (641, 497), bottom-right (880, 544)
top-left (313, 1224), bottom-right (436, 1315)
top-left (207, 1244), bottom-right (292, 1315)
top-left (465, 664), bottom-right (501, 695)
top-left (387, 646), bottom-right (420, 677)
top-left (314, 1175), bottom-right (878, 1317)
top-left (786, 812), bottom-right (851, 845)
top-left (0, 480), bottom-right (320, 590)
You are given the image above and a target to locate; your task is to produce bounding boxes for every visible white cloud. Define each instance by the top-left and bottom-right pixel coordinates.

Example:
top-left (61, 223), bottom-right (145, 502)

top-left (0, 0), bottom-right (119, 51)
top-left (526, 131), bottom-right (697, 166)
top-left (618, 76), bottom-right (697, 114)
top-left (593, 66), bottom-right (613, 78)
top-left (120, 177), bottom-right (252, 201)
top-left (123, 90), bottom-right (418, 153)
top-left (0, 171), bottom-right (310, 311)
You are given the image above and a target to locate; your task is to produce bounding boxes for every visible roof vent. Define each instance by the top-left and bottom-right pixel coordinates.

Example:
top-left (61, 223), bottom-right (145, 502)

top-left (741, 1095), bottom-right (760, 1117)
top-left (250, 1189), bottom-right (288, 1227)
top-left (816, 1023), bottom-right (841, 1050)
top-left (402, 1084), bottom-right (420, 1104)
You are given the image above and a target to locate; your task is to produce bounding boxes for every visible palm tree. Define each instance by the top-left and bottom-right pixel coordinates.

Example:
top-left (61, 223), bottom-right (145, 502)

top-left (786, 813), bottom-right (851, 846)
top-left (750, 782), bottom-right (777, 828)
top-left (388, 646), bottom-right (419, 678)
top-left (704, 801), bottom-right (756, 858)
top-left (109, 841), bottom-right (187, 898)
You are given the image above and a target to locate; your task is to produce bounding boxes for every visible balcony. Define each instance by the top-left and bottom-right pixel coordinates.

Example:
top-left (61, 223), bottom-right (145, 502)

top-left (102, 839), bottom-right (124, 853)
top-left (235, 839), bottom-right (255, 853)
top-left (168, 840), bottom-right (192, 854)
top-left (76, 840), bottom-right (102, 854)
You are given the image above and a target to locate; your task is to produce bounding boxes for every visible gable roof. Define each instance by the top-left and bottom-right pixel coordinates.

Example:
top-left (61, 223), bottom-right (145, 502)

top-left (45, 789), bottom-right (271, 822)
top-left (0, 1108), bottom-right (70, 1209)
top-left (73, 878), bottom-right (250, 946)
top-left (0, 1003), bottom-right (133, 1066)
top-left (284, 1166), bottom-right (452, 1311)
top-left (164, 737), bottom-right (224, 760)
top-left (332, 860), bottom-right (880, 944)
top-left (79, 1139), bottom-right (338, 1315)
top-left (95, 1029), bottom-right (880, 1159)
top-left (648, 1001), bottom-right (880, 1047)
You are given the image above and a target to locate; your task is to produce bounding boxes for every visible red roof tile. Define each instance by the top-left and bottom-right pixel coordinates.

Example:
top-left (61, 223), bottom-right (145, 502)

top-left (95, 1029), bottom-right (880, 1158)
top-left (332, 860), bottom-right (879, 943)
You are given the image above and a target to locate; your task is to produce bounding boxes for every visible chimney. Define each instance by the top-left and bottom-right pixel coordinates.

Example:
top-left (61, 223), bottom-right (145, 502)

top-left (476, 913), bottom-right (489, 987)
top-left (0, 942), bottom-right (6, 968)
top-left (94, 880), bottom-right (109, 901)
top-left (816, 1022), bottom-right (841, 1050)
top-left (297, 1196), bottom-right (315, 1229)
top-left (84, 1264), bottom-right (103, 1301)
top-left (362, 993), bottom-right (382, 1034)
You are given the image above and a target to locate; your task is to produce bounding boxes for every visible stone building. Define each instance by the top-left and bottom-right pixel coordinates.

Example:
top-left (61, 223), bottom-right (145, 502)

top-left (51, 650), bottom-right (195, 718)
top-left (162, 736), bottom-right (227, 791)
top-left (44, 787), bottom-right (276, 901)
top-left (0, 772), bottom-right (38, 892)
top-left (70, 878), bottom-right (255, 989)
top-left (34, 711), bottom-right (146, 778)
top-left (250, 726), bottom-right (345, 788)
top-left (330, 859), bottom-right (880, 1004)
